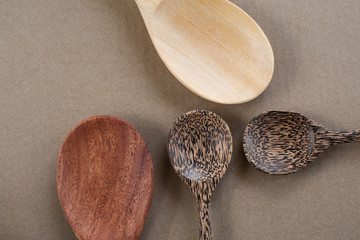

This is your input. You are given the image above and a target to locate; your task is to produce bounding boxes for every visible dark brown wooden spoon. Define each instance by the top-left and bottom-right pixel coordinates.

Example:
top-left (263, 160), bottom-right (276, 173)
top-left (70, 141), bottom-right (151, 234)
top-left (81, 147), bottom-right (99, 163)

top-left (243, 111), bottom-right (360, 175)
top-left (57, 116), bottom-right (153, 240)
top-left (168, 110), bottom-right (232, 240)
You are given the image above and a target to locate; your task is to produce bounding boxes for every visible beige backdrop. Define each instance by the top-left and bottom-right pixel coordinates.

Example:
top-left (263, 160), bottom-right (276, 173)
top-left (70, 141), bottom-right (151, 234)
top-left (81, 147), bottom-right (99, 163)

top-left (1, 0), bottom-right (360, 239)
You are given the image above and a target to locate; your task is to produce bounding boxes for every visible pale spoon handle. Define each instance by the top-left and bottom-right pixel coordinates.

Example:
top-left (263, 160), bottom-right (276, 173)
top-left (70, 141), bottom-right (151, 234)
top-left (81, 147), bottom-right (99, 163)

top-left (196, 193), bottom-right (212, 240)
top-left (322, 129), bottom-right (360, 145)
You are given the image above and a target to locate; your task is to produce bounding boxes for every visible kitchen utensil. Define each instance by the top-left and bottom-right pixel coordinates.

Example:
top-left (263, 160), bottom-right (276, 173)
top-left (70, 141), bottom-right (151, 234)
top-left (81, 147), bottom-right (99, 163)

top-left (168, 110), bottom-right (232, 239)
top-left (243, 111), bottom-right (360, 175)
top-left (135, 0), bottom-right (274, 104)
top-left (57, 116), bottom-right (153, 240)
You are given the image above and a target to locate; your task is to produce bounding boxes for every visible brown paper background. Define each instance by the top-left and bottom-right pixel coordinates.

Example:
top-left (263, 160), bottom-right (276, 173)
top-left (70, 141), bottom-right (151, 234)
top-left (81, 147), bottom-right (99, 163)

top-left (1, 0), bottom-right (360, 239)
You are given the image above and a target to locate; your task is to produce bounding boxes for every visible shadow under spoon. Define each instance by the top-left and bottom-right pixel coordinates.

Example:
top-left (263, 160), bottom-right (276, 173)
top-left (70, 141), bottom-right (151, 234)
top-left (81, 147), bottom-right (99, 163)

top-left (168, 110), bottom-right (233, 239)
top-left (243, 111), bottom-right (360, 175)
top-left (135, 0), bottom-right (274, 104)
top-left (57, 116), bottom-right (153, 240)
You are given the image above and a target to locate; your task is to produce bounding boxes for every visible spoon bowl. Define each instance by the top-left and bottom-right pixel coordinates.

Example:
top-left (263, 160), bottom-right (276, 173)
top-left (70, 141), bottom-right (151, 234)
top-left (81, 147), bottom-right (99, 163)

top-left (168, 110), bottom-right (232, 239)
top-left (135, 0), bottom-right (274, 104)
top-left (244, 111), bottom-right (360, 175)
top-left (57, 116), bottom-right (153, 240)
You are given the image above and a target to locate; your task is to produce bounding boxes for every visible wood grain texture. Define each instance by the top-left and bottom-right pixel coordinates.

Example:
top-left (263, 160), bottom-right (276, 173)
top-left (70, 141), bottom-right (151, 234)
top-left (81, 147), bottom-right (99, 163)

top-left (57, 116), bottom-right (153, 240)
top-left (168, 110), bottom-right (232, 239)
top-left (135, 0), bottom-right (274, 104)
top-left (243, 111), bottom-right (360, 175)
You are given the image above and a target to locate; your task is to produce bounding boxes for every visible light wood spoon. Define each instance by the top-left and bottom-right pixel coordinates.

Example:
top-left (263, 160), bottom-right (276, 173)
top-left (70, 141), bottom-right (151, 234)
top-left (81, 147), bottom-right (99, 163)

top-left (135, 0), bottom-right (274, 104)
top-left (57, 116), bottom-right (153, 240)
top-left (168, 110), bottom-right (233, 239)
top-left (243, 111), bottom-right (360, 175)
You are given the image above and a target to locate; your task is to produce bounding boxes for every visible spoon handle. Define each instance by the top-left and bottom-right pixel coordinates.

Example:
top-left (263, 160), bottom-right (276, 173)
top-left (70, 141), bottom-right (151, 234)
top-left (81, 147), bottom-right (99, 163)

top-left (321, 129), bottom-right (360, 145)
top-left (134, 0), bottom-right (161, 25)
top-left (196, 191), bottom-right (212, 240)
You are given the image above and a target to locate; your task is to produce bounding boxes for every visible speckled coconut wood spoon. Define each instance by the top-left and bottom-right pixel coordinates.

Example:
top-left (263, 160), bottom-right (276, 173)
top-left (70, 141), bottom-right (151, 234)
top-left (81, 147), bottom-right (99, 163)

top-left (244, 111), bottom-right (360, 175)
top-left (168, 110), bottom-right (233, 239)
top-left (57, 116), bottom-right (153, 240)
top-left (135, 0), bottom-right (274, 104)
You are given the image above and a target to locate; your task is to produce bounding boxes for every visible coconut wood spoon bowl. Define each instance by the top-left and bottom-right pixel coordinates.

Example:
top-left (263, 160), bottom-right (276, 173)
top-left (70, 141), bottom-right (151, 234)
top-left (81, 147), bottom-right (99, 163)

top-left (57, 116), bottom-right (153, 240)
top-left (168, 110), bottom-right (232, 239)
top-left (135, 0), bottom-right (274, 104)
top-left (243, 111), bottom-right (360, 175)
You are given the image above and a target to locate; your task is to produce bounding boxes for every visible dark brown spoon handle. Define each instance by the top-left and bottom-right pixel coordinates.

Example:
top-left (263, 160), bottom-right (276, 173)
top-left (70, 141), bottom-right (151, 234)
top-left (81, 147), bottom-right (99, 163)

top-left (196, 193), bottom-right (211, 240)
top-left (320, 129), bottom-right (360, 145)
top-left (195, 186), bottom-right (212, 240)
top-left (192, 181), bottom-right (212, 240)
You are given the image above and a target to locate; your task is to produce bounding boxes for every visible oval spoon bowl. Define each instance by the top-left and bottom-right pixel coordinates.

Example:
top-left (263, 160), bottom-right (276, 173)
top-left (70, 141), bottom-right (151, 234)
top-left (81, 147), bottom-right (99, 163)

top-left (136, 0), bottom-right (274, 104)
top-left (244, 111), bottom-right (316, 174)
top-left (57, 116), bottom-right (153, 240)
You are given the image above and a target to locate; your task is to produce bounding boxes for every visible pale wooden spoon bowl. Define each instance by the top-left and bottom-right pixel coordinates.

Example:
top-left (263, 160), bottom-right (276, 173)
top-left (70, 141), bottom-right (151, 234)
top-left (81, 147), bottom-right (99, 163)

top-left (57, 116), bottom-right (153, 240)
top-left (243, 111), bottom-right (360, 175)
top-left (168, 110), bottom-right (233, 239)
top-left (135, 0), bottom-right (274, 104)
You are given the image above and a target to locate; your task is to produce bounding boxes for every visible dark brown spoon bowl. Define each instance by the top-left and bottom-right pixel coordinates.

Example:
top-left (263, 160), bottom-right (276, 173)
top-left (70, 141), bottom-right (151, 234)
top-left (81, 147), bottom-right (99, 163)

top-left (243, 111), bottom-right (360, 175)
top-left (168, 110), bottom-right (232, 240)
top-left (57, 116), bottom-right (153, 240)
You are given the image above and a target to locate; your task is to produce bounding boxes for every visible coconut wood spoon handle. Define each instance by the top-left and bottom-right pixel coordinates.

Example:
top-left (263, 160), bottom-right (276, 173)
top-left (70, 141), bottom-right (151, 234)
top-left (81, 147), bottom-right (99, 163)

top-left (194, 182), bottom-right (212, 239)
top-left (182, 174), bottom-right (218, 239)
top-left (198, 199), bottom-right (211, 239)
top-left (317, 129), bottom-right (360, 145)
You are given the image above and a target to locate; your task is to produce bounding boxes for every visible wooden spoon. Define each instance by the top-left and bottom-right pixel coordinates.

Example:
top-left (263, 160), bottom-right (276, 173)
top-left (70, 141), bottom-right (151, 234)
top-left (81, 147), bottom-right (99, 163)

top-left (168, 110), bottom-right (233, 239)
top-left (135, 0), bottom-right (274, 104)
top-left (57, 116), bottom-right (153, 240)
top-left (243, 111), bottom-right (360, 175)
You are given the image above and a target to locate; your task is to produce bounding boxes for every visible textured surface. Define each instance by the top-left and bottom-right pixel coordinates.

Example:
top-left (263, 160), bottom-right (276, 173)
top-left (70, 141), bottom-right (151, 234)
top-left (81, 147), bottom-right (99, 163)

top-left (168, 110), bottom-right (232, 182)
top-left (244, 111), bottom-right (360, 175)
top-left (168, 110), bottom-right (232, 239)
top-left (244, 111), bottom-right (316, 174)
top-left (57, 116), bottom-right (153, 240)
top-left (1, 0), bottom-right (360, 239)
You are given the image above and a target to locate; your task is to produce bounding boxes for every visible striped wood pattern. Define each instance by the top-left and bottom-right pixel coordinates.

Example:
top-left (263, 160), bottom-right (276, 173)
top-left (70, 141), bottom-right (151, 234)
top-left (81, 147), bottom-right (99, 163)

top-left (168, 110), bottom-right (233, 239)
top-left (244, 111), bottom-right (360, 175)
